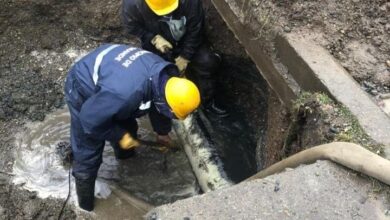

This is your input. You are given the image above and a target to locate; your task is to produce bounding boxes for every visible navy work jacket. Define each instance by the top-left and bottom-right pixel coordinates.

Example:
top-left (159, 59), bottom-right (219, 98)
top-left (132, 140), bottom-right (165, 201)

top-left (67, 44), bottom-right (177, 142)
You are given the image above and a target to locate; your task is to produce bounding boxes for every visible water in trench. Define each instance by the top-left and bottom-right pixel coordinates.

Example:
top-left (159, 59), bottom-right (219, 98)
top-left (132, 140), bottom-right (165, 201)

top-left (172, 55), bottom-right (269, 190)
top-left (11, 49), bottom-right (269, 208)
top-left (12, 108), bottom-right (199, 205)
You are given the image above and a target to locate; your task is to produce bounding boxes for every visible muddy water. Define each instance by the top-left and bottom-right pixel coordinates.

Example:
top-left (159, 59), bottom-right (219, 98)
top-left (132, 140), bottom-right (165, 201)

top-left (13, 108), bottom-right (199, 206)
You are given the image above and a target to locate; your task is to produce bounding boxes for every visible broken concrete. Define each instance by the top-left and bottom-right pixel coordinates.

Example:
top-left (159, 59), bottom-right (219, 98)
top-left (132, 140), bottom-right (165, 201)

top-left (147, 160), bottom-right (390, 220)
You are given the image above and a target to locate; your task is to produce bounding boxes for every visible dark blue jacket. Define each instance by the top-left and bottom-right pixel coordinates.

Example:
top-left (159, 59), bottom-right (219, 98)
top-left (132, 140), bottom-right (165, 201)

top-left (67, 44), bottom-right (178, 143)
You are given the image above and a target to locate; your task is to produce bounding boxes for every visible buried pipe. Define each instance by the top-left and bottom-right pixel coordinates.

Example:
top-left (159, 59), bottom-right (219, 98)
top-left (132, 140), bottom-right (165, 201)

top-left (246, 142), bottom-right (390, 185)
top-left (173, 115), bottom-right (233, 192)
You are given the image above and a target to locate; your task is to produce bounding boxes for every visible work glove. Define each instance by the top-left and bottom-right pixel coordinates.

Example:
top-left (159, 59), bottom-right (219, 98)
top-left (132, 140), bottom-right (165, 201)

top-left (75, 178), bottom-right (95, 211)
top-left (151, 35), bottom-right (173, 54)
top-left (119, 132), bottom-right (140, 150)
top-left (175, 56), bottom-right (190, 75)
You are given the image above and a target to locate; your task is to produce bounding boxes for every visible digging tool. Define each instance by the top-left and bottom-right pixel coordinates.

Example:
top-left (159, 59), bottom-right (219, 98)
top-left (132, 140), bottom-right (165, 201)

top-left (121, 137), bottom-right (179, 153)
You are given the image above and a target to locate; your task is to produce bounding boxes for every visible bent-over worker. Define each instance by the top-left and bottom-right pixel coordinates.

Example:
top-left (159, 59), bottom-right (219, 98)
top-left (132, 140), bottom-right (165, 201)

top-left (64, 44), bottom-right (200, 211)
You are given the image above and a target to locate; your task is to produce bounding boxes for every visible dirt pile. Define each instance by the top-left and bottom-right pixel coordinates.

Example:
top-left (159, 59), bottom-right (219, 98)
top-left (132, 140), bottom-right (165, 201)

top-left (0, 0), bottom-right (127, 218)
top-left (0, 0), bottom-right (267, 218)
top-left (284, 93), bottom-right (383, 157)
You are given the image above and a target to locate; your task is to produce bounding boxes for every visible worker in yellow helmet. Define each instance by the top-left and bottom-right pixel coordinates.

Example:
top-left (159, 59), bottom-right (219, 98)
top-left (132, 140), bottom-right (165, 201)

top-left (122, 0), bottom-right (229, 117)
top-left (64, 44), bottom-right (200, 211)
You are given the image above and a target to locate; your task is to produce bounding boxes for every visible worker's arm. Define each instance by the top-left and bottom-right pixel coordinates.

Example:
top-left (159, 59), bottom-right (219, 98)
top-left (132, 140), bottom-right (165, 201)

top-left (79, 90), bottom-right (134, 143)
top-left (178, 0), bottom-right (204, 60)
top-left (149, 103), bottom-right (172, 136)
top-left (122, 0), bottom-right (155, 47)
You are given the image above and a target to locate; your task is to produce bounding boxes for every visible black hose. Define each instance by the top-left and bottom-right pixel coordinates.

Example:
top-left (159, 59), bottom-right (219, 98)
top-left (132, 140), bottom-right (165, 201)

top-left (58, 156), bottom-right (72, 220)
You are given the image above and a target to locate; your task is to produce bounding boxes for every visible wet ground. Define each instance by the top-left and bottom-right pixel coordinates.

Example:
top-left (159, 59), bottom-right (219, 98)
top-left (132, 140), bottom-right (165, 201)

top-left (0, 1), bottom-right (386, 218)
top-left (12, 108), bottom-right (199, 206)
top-left (0, 0), bottom-right (272, 218)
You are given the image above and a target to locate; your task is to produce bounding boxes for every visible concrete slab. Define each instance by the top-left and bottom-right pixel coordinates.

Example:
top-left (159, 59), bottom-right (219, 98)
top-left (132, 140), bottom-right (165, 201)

top-left (147, 161), bottom-right (390, 220)
top-left (276, 34), bottom-right (390, 158)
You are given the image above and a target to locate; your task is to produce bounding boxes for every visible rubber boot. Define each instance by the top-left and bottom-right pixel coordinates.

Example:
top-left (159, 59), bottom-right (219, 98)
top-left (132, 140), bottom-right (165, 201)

top-left (75, 178), bottom-right (95, 211)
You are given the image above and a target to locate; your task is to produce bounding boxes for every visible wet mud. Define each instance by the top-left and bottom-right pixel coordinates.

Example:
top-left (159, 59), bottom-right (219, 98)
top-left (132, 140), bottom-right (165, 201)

top-left (12, 108), bottom-right (199, 206)
top-left (1, 0), bottom-right (274, 218)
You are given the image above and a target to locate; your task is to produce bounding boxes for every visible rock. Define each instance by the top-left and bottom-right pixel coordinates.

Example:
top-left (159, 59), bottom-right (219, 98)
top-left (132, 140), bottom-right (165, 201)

top-left (370, 89), bottom-right (378, 96)
top-left (362, 81), bottom-right (375, 90)
top-left (0, 108), bottom-right (6, 120)
top-left (379, 93), bottom-right (390, 99)
top-left (11, 92), bottom-right (27, 104)
top-left (54, 99), bottom-right (63, 108)
top-left (274, 180), bottom-right (280, 192)
top-left (386, 60), bottom-right (390, 68)
top-left (23, 200), bottom-right (41, 219)
top-left (148, 212), bottom-right (159, 220)
top-left (329, 126), bottom-right (340, 134)
top-left (0, 205), bottom-right (5, 217)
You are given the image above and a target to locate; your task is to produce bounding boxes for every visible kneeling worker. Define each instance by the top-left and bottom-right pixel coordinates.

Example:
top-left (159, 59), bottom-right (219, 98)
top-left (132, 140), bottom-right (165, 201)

top-left (64, 44), bottom-right (200, 211)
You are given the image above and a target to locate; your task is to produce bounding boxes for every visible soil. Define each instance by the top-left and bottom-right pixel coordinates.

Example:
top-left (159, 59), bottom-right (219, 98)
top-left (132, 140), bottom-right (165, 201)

top-left (241, 0), bottom-right (389, 98)
top-left (0, 0), bottom-right (270, 218)
top-left (0, 0), bottom-right (129, 218)
top-left (284, 93), bottom-right (384, 157)
top-left (2, 0), bottom-right (384, 218)
top-left (261, 91), bottom-right (290, 167)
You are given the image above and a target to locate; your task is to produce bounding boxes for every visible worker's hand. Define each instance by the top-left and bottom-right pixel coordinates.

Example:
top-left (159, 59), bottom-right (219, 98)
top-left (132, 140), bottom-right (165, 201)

top-left (119, 133), bottom-right (140, 150)
top-left (151, 35), bottom-right (173, 54)
top-left (175, 56), bottom-right (190, 75)
top-left (156, 135), bottom-right (174, 148)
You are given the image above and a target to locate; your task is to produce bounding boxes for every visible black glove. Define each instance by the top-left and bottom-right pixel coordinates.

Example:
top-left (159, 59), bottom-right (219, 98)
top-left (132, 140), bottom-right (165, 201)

top-left (75, 178), bottom-right (95, 211)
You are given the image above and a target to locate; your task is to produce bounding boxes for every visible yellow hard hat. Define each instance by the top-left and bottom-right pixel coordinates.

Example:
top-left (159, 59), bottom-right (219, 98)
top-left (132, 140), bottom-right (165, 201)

top-left (165, 77), bottom-right (200, 120)
top-left (145, 0), bottom-right (179, 16)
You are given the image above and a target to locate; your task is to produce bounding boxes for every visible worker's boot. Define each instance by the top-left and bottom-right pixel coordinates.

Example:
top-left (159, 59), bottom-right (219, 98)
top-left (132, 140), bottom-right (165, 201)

top-left (75, 178), bottom-right (95, 211)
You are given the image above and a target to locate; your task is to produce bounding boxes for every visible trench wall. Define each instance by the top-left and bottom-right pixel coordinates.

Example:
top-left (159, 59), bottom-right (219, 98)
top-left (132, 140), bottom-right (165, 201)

top-left (211, 0), bottom-right (390, 159)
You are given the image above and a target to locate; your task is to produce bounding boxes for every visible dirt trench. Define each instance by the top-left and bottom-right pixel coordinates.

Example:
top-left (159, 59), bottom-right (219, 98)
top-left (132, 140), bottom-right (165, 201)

top-left (0, 0), bottom-right (283, 218)
top-left (3, 0), bottom-right (381, 218)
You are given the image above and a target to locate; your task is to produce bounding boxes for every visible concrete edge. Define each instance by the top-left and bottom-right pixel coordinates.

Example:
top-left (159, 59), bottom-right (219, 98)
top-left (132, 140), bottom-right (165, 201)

top-left (211, 0), bottom-right (299, 109)
top-left (275, 34), bottom-right (390, 157)
top-left (210, 0), bottom-right (390, 158)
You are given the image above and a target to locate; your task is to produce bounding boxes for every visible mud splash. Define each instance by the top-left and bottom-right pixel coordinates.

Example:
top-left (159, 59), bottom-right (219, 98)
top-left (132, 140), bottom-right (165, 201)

top-left (12, 108), bottom-right (199, 205)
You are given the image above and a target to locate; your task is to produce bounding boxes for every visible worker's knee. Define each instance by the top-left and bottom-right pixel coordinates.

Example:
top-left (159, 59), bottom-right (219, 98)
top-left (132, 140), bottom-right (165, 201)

top-left (190, 48), bottom-right (221, 73)
top-left (72, 156), bottom-right (102, 180)
top-left (70, 132), bottom-right (104, 180)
